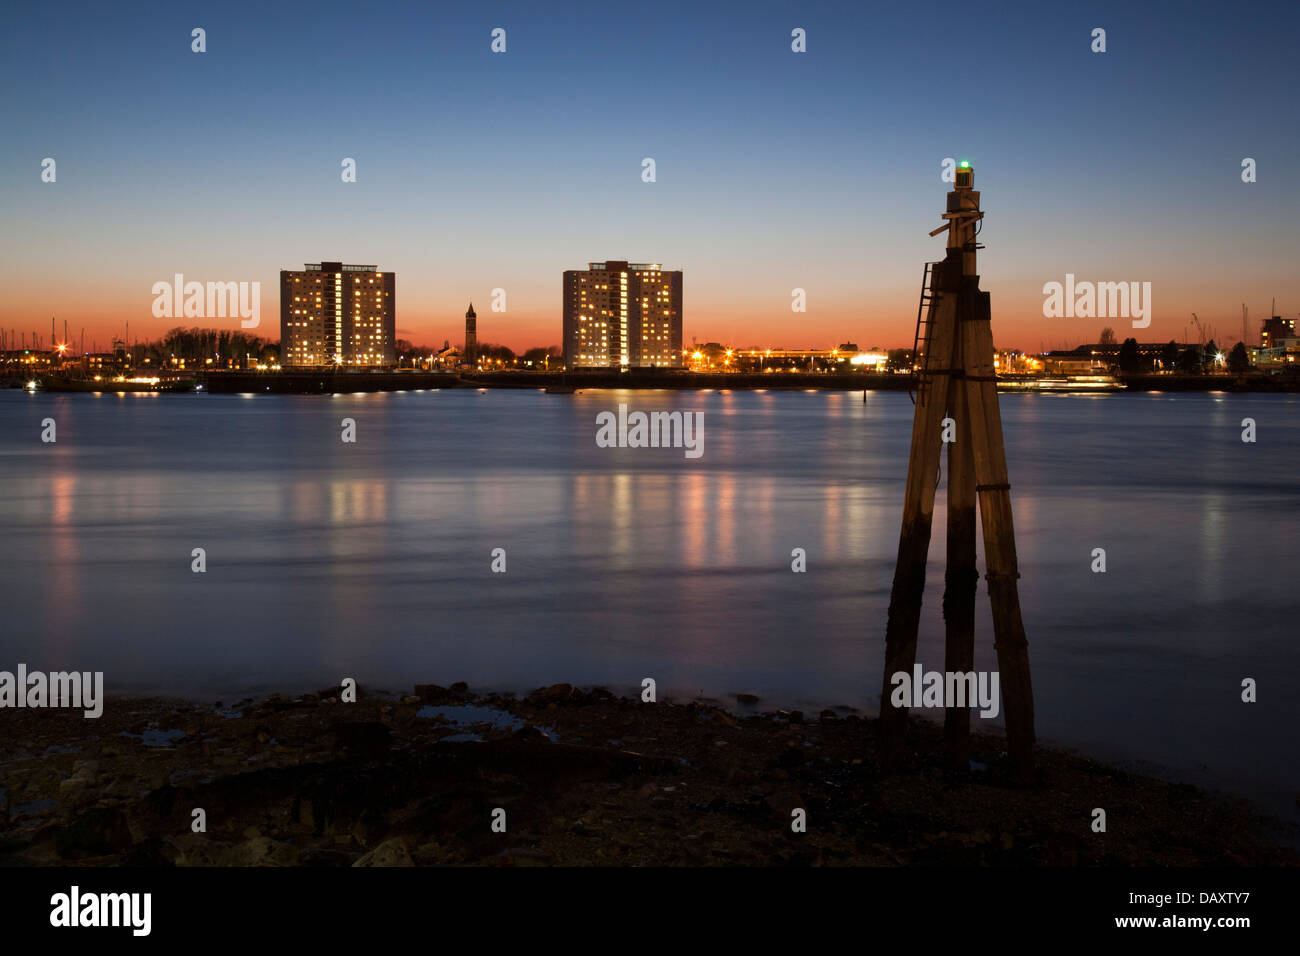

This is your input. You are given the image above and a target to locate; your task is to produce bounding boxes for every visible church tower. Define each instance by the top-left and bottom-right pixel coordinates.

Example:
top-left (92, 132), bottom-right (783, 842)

top-left (464, 302), bottom-right (477, 366)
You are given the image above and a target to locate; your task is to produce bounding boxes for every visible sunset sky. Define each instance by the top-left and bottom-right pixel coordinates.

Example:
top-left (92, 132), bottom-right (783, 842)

top-left (2, 0), bottom-right (1297, 354)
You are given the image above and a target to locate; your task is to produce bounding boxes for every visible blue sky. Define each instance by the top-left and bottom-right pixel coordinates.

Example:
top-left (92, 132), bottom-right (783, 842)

top-left (2, 0), bottom-right (1297, 351)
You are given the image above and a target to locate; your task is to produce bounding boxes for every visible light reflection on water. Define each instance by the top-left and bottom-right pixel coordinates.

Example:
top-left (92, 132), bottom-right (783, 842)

top-left (0, 388), bottom-right (1296, 818)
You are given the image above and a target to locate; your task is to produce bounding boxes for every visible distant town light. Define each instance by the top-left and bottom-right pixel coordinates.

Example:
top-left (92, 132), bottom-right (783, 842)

top-left (850, 351), bottom-right (889, 368)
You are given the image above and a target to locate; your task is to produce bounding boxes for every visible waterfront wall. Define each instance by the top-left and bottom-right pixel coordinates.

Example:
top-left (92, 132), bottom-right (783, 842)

top-left (192, 369), bottom-right (1300, 394)
top-left (199, 370), bottom-right (467, 394)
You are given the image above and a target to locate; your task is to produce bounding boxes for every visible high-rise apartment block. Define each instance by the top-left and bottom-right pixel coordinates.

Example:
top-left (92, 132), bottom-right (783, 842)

top-left (563, 261), bottom-right (682, 369)
top-left (280, 261), bottom-right (395, 367)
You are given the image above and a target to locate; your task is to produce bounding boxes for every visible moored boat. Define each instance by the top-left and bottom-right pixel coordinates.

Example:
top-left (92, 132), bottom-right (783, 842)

top-left (41, 373), bottom-right (197, 393)
top-left (997, 373), bottom-right (1121, 392)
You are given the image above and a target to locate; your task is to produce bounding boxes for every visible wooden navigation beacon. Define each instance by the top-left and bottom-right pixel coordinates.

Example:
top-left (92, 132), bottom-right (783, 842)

top-left (877, 164), bottom-right (1036, 779)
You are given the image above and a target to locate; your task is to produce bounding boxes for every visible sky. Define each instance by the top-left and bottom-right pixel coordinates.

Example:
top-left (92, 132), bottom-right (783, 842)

top-left (1, 0), bottom-right (1297, 354)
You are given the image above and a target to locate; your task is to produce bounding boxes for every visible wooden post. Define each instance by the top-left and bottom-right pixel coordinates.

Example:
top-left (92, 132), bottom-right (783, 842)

top-left (958, 286), bottom-right (1036, 778)
top-left (879, 166), bottom-right (1035, 779)
top-left (942, 379), bottom-right (977, 771)
top-left (878, 260), bottom-right (957, 766)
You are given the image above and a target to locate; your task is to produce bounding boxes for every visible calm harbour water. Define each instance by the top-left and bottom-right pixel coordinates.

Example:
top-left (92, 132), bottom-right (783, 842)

top-left (1, 388), bottom-right (1297, 820)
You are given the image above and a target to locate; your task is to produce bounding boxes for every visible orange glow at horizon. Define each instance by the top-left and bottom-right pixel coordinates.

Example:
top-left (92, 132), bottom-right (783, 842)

top-left (0, 272), bottom-right (1287, 355)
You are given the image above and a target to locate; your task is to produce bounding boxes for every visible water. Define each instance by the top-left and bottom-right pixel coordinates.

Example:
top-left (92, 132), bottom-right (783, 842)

top-left (1, 388), bottom-right (1297, 820)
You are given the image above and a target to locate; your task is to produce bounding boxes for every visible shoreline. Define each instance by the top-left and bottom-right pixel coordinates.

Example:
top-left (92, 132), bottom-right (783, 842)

top-left (9, 369), bottom-right (1298, 394)
top-left (206, 369), bottom-right (1300, 394)
top-left (51, 676), bottom-right (1293, 823)
top-left (2, 683), bottom-right (1294, 866)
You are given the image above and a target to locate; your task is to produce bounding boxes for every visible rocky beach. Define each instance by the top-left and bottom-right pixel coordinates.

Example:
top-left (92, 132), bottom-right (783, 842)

top-left (1, 684), bottom-right (1293, 867)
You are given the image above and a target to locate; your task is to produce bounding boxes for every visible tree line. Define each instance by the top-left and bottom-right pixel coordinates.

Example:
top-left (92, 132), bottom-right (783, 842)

top-left (1115, 337), bottom-right (1250, 374)
top-left (124, 327), bottom-right (277, 363)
